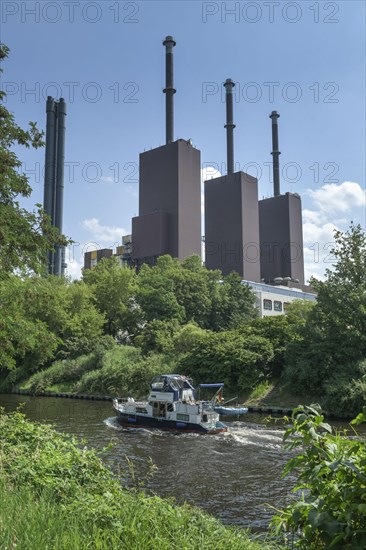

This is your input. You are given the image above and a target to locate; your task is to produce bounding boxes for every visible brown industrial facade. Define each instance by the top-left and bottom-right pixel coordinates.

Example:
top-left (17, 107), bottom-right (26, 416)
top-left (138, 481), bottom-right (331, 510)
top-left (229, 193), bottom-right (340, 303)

top-left (132, 139), bottom-right (201, 266)
top-left (258, 193), bottom-right (305, 285)
top-left (204, 171), bottom-right (261, 281)
top-left (84, 248), bottom-right (113, 270)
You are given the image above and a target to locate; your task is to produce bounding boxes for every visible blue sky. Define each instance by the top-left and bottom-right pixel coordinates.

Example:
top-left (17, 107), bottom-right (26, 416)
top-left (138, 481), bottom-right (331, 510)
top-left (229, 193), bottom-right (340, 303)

top-left (2, 0), bottom-right (365, 280)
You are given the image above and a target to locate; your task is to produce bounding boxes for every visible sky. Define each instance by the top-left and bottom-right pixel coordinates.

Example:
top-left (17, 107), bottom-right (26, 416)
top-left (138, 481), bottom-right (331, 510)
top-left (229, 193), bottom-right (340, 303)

top-left (2, 0), bottom-right (365, 282)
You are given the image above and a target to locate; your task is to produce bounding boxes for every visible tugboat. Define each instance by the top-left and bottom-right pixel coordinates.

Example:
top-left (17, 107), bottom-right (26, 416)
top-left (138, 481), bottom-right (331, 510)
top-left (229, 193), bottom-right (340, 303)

top-left (113, 374), bottom-right (228, 434)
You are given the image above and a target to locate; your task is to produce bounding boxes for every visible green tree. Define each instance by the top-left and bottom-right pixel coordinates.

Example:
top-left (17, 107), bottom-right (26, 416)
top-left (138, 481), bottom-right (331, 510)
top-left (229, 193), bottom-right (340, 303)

top-left (0, 45), bottom-right (67, 276)
top-left (83, 257), bottom-right (138, 336)
top-left (135, 257), bottom-right (185, 323)
top-left (283, 224), bottom-right (366, 410)
top-left (134, 319), bottom-right (180, 355)
top-left (0, 276), bottom-right (105, 383)
top-left (178, 330), bottom-right (273, 391)
top-left (0, 276), bottom-right (58, 374)
top-left (246, 302), bottom-right (314, 378)
top-left (210, 272), bottom-right (258, 330)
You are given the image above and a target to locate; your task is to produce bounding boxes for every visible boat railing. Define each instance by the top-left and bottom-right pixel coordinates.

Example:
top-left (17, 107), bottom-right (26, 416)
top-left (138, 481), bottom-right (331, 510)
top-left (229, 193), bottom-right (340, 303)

top-left (115, 397), bottom-right (134, 404)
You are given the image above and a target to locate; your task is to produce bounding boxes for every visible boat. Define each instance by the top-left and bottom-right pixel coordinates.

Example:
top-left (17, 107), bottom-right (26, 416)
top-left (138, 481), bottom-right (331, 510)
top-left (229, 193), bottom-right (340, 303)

top-left (199, 385), bottom-right (248, 417)
top-left (213, 405), bottom-right (248, 416)
top-left (113, 374), bottom-right (228, 434)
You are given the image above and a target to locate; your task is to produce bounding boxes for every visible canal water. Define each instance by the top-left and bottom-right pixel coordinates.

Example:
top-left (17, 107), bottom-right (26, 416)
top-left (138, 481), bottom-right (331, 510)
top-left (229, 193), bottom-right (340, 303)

top-left (1, 394), bottom-right (297, 530)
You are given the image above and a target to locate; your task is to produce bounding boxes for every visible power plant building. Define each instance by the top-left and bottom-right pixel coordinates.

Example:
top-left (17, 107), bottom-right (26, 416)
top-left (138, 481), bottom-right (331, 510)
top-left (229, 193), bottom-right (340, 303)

top-left (132, 139), bottom-right (201, 266)
top-left (82, 36), bottom-right (307, 297)
top-left (258, 112), bottom-right (305, 285)
top-left (205, 171), bottom-right (260, 280)
top-left (204, 79), bottom-right (261, 281)
top-left (131, 36), bottom-right (201, 268)
top-left (259, 192), bottom-right (305, 285)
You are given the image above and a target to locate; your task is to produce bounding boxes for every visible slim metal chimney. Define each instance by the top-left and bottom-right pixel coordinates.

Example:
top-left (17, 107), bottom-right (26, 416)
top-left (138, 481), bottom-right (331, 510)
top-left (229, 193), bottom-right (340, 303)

top-left (54, 98), bottom-right (67, 277)
top-left (224, 79), bottom-right (236, 175)
top-left (44, 96), bottom-right (57, 274)
top-left (43, 96), bottom-right (67, 276)
top-left (270, 111), bottom-right (281, 196)
top-left (163, 35), bottom-right (176, 144)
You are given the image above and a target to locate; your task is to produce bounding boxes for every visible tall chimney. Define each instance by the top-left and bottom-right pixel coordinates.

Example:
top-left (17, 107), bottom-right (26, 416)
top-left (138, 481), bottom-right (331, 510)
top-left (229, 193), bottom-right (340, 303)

top-left (270, 110), bottom-right (281, 196)
top-left (54, 98), bottom-right (67, 277)
top-left (224, 78), bottom-right (236, 175)
top-left (163, 35), bottom-right (176, 144)
top-left (44, 96), bottom-right (57, 274)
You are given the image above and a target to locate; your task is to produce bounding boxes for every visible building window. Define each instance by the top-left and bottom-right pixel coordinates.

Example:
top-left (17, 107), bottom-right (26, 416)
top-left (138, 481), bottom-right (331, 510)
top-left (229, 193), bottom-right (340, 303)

top-left (274, 301), bottom-right (282, 312)
top-left (263, 299), bottom-right (272, 310)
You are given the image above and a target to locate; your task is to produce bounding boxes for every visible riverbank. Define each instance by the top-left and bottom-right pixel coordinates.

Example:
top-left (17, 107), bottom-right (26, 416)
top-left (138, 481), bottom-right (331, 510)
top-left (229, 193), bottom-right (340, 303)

top-left (8, 385), bottom-right (354, 420)
top-left (0, 408), bottom-right (280, 549)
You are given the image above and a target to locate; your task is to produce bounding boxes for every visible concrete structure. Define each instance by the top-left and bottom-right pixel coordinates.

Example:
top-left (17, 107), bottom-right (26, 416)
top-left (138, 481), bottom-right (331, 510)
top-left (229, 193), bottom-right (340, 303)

top-left (245, 280), bottom-right (316, 318)
top-left (115, 235), bottom-right (133, 267)
top-left (259, 192), bottom-right (305, 285)
top-left (132, 140), bottom-right (201, 266)
top-left (259, 112), bottom-right (305, 285)
top-left (204, 78), bottom-right (261, 280)
top-left (43, 96), bottom-right (67, 276)
top-left (132, 36), bottom-right (201, 268)
top-left (84, 248), bottom-right (113, 270)
top-left (205, 171), bottom-right (260, 280)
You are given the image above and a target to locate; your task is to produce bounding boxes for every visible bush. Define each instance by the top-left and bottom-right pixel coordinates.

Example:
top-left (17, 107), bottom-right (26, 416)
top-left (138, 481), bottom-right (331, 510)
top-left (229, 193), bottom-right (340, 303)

top-left (271, 404), bottom-right (366, 549)
top-left (324, 365), bottom-right (366, 416)
top-left (178, 330), bottom-right (273, 392)
top-left (75, 346), bottom-right (173, 397)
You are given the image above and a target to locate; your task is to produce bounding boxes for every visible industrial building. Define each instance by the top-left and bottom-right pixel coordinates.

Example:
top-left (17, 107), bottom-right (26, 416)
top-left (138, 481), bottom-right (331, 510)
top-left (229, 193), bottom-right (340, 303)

top-left (83, 235), bottom-right (132, 270)
top-left (258, 112), bottom-right (305, 285)
top-left (80, 35), bottom-right (309, 305)
top-left (204, 79), bottom-right (261, 281)
top-left (131, 36), bottom-right (201, 268)
top-left (245, 281), bottom-right (316, 318)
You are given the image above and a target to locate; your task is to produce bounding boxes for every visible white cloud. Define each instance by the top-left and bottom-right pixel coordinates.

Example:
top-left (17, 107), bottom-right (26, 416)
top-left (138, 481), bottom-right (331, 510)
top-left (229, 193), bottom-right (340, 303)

top-left (303, 182), bottom-right (365, 226)
top-left (201, 165), bottom-right (222, 183)
top-left (81, 218), bottom-right (128, 245)
top-left (65, 255), bottom-right (83, 280)
top-left (302, 181), bottom-right (365, 283)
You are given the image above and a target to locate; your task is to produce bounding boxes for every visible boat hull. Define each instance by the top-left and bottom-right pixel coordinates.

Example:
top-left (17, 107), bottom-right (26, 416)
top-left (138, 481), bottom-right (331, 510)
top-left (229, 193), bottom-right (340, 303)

top-left (115, 410), bottom-right (227, 434)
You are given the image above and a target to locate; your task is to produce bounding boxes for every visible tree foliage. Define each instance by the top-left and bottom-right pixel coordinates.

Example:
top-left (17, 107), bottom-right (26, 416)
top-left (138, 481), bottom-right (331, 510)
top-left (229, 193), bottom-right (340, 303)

top-left (283, 224), bottom-right (366, 413)
top-left (272, 404), bottom-right (366, 549)
top-left (0, 276), bottom-right (105, 381)
top-left (178, 330), bottom-right (273, 391)
top-left (82, 257), bottom-right (138, 336)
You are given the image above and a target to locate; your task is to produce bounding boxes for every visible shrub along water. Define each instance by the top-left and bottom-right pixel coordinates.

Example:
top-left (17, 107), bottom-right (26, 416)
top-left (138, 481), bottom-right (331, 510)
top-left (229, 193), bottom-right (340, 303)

top-left (0, 409), bottom-right (277, 549)
top-left (271, 404), bottom-right (366, 549)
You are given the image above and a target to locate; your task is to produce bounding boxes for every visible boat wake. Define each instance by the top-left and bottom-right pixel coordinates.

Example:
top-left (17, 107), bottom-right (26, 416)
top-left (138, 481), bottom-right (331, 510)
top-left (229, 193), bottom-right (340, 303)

top-left (104, 417), bottom-right (154, 435)
top-left (228, 421), bottom-right (284, 449)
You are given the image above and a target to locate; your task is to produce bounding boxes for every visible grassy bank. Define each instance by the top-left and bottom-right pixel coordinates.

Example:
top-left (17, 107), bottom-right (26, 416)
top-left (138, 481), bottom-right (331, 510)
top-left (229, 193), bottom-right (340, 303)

top-left (0, 409), bottom-right (280, 549)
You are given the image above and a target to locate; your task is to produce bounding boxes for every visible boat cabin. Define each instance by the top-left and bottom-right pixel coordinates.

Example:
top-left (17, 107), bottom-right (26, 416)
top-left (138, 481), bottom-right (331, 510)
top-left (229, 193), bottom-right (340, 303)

top-left (149, 374), bottom-right (195, 403)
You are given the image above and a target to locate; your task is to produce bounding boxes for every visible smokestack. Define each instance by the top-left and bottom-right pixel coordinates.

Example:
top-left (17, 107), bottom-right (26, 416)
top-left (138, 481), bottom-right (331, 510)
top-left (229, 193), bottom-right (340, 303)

top-left (224, 79), bottom-right (236, 175)
top-left (163, 35), bottom-right (176, 144)
top-left (270, 111), bottom-right (281, 196)
top-left (43, 97), bottom-right (67, 276)
top-left (44, 96), bottom-right (57, 274)
top-left (54, 98), bottom-right (67, 277)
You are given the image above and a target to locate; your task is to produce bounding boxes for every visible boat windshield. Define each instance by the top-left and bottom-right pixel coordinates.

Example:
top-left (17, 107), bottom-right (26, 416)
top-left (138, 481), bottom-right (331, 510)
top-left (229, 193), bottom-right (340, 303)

top-left (151, 375), bottom-right (194, 392)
